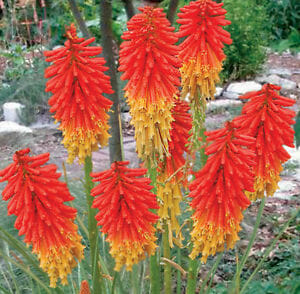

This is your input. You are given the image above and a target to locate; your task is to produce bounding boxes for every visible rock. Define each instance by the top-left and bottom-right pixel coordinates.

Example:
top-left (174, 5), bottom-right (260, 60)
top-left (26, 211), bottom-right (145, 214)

top-left (215, 87), bottom-right (223, 97)
top-left (3, 102), bottom-right (24, 123)
top-left (0, 121), bottom-right (32, 133)
top-left (268, 68), bottom-right (292, 77)
top-left (274, 181), bottom-right (297, 199)
top-left (121, 112), bottom-right (132, 124)
top-left (259, 74), bottom-right (297, 90)
top-left (207, 99), bottom-right (242, 112)
top-left (223, 81), bottom-right (262, 99)
top-left (255, 75), bottom-right (268, 83)
top-left (297, 52), bottom-right (300, 61)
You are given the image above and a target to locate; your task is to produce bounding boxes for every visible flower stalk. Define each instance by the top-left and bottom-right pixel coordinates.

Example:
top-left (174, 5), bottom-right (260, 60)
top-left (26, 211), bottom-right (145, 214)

top-left (84, 156), bottom-right (102, 293)
top-left (232, 197), bottom-right (266, 293)
top-left (163, 223), bottom-right (172, 294)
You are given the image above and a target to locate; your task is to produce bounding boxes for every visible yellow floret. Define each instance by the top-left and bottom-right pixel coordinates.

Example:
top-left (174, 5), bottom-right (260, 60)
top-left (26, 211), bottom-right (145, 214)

top-left (35, 233), bottom-right (84, 288)
top-left (109, 236), bottom-right (157, 271)
top-left (61, 118), bottom-right (110, 164)
top-left (181, 50), bottom-right (222, 101)
top-left (190, 217), bottom-right (241, 263)
top-left (127, 97), bottom-right (173, 163)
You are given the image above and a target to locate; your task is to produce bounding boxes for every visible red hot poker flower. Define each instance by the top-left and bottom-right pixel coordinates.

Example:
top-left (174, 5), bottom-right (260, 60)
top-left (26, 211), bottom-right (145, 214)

top-left (177, 0), bottom-right (232, 100)
top-left (91, 161), bottom-right (159, 271)
top-left (189, 122), bottom-right (256, 262)
top-left (157, 100), bottom-right (192, 242)
top-left (234, 83), bottom-right (296, 201)
top-left (0, 148), bottom-right (84, 287)
top-left (118, 6), bottom-right (181, 161)
top-left (44, 23), bottom-right (113, 164)
top-left (119, 6), bottom-right (181, 104)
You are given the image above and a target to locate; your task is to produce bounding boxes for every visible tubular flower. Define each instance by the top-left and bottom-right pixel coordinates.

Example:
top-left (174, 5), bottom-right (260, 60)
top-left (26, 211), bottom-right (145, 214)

top-left (157, 100), bottom-right (192, 241)
top-left (177, 0), bottom-right (232, 101)
top-left (234, 84), bottom-right (296, 201)
top-left (79, 280), bottom-right (91, 294)
top-left (44, 23), bottom-right (113, 164)
top-left (189, 122), bottom-right (256, 262)
top-left (91, 161), bottom-right (159, 271)
top-left (118, 7), bottom-right (181, 162)
top-left (0, 149), bottom-right (84, 288)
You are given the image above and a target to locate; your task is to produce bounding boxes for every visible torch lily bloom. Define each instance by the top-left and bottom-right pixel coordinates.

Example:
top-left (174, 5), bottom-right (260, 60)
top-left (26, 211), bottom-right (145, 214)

top-left (234, 84), bottom-right (296, 201)
top-left (189, 122), bottom-right (256, 262)
top-left (91, 161), bottom-right (159, 270)
top-left (119, 7), bottom-right (181, 162)
top-left (177, 0), bottom-right (232, 101)
top-left (157, 100), bottom-right (192, 242)
top-left (0, 149), bottom-right (84, 287)
top-left (44, 24), bottom-right (113, 164)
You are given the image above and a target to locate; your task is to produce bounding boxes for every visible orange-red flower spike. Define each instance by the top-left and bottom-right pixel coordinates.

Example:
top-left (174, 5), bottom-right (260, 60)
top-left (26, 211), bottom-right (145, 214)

top-left (157, 100), bottom-right (192, 242)
top-left (189, 122), bottom-right (256, 262)
top-left (44, 23), bottom-right (113, 164)
top-left (91, 161), bottom-right (159, 270)
top-left (0, 148), bottom-right (84, 287)
top-left (234, 83), bottom-right (296, 200)
top-left (177, 0), bottom-right (232, 100)
top-left (119, 7), bottom-right (181, 161)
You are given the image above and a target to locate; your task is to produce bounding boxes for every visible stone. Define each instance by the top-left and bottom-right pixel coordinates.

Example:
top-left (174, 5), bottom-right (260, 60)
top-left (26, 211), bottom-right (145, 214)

top-left (268, 68), bottom-right (292, 77)
top-left (0, 121), bottom-right (32, 133)
top-left (121, 112), bottom-right (132, 124)
top-left (3, 102), bottom-right (24, 123)
top-left (223, 81), bottom-right (262, 99)
top-left (215, 87), bottom-right (223, 97)
top-left (207, 99), bottom-right (242, 112)
top-left (274, 180), bottom-right (297, 200)
top-left (264, 75), bottom-right (297, 90)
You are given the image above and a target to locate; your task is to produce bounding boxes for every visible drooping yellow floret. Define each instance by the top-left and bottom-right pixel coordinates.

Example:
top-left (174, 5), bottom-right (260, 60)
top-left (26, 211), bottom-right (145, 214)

top-left (109, 237), bottom-right (157, 271)
top-left (36, 234), bottom-right (84, 288)
top-left (128, 97), bottom-right (174, 162)
top-left (61, 118), bottom-right (110, 164)
top-left (157, 175), bottom-right (183, 245)
top-left (180, 51), bottom-right (222, 101)
top-left (246, 166), bottom-right (282, 201)
top-left (190, 217), bottom-right (241, 263)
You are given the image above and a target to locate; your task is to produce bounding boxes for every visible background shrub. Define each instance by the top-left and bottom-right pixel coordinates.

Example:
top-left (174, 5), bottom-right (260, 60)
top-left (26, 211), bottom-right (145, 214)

top-left (221, 0), bottom-right (270, 81)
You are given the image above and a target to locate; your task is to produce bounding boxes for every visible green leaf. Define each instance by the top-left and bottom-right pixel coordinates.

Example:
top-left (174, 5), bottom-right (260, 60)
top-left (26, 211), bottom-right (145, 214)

top-left (294, 111), bottom-right (300, 148)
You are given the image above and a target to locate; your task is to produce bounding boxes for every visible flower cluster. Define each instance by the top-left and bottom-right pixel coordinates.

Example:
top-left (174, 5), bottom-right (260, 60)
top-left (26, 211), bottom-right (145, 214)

top-left (44, 23), bottom-right (113, 164)
top-left (119, 6), bottom-right (181, 162)
top-left (234, 84), bottom-right (296, 200)
top-left (189, 122), bottom-right (256, 262)
top-left (0, 149), bottom-right (84, 287)
top-left (91, 161), bottom-right (159, 270)
top-left (157, 100), bottom-right (192, 242)
top-left (177, 0), bottom-right (232, 101)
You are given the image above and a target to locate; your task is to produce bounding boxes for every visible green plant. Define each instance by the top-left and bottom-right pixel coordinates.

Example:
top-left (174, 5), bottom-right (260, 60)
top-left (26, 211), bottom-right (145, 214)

top-left (266, 0), bottom-right (300, 42)
top-left (222, 0), bottom-right (270, 81)
top-left (272, 28), bottom-right (300, 53)
top-left (0, 53), bottom-right (50, 125)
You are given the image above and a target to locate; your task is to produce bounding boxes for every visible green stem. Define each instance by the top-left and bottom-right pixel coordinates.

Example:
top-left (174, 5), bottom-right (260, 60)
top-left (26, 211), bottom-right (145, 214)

top-left (186, 254), bottom-right (198, 294)
top-left (163, 223), bottom-right (172, 294)
top-left (150, 254), bottom-right (160, 294)
top-left (147, 159), bottom-right (160, 294)
top-left (199, 253), bottom-right (224, 294)
top-left (233, 197), bottom-right (266, 292)
top-left (0, 249), bottom-right (51, 294)
top-left (176, 247), bottom-right (182, 294)
top-left (131, 265), bottom-right (139, 294)
top-left (205, 253), bottom-right (224, 294)
top-left (240, 209), bottom-right (299, 294)
top-left (84, 156), bottom-right (102, 294)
